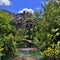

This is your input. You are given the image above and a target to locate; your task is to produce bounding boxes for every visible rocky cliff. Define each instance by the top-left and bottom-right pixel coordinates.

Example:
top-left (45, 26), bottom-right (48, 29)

top-left (0, 9), bottom-right (36, 30)
top-left (12, 10), bottom-right (36, 30)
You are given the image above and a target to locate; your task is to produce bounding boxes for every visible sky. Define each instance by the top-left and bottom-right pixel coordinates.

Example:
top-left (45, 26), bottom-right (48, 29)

top-left (0, 0), bottom-right (46, 14)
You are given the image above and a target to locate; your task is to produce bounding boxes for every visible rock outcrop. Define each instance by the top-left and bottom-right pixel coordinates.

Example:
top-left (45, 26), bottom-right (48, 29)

top-left (11, 10), bottom-right (36, 30)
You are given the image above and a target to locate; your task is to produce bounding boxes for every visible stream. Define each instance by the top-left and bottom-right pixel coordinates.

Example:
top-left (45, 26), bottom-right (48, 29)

top-left (15, 49), bottom-right (47, 60)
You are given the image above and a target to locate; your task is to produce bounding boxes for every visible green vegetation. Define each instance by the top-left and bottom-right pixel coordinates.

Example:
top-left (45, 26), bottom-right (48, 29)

top-left (0, 0), bottom-right (60, 60)
top-left (24, 0), bottom-right (60, 59)
top-left (0, 10), bottom-right (17, 60)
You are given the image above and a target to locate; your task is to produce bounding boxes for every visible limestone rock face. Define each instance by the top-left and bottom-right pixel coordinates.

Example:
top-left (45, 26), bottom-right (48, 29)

top-left (12, 11), bottom-right (36, 30)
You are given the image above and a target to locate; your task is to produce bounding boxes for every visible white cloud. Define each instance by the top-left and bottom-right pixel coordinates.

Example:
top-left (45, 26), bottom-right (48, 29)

top-left (18, 8), bottom-right (34, 14)
top-left (18, 10), bottom-right (23, 13)
top-left (46, 2), bottom-right (48, 5)
top-left (0, 0), bottom-right (11, 6)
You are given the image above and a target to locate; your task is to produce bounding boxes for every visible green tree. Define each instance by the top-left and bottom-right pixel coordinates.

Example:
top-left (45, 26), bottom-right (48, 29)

top-left (38, 0), bottom-right (60, 58)
top-left (28, 1), bottom-right (60, 59)
top-left (0, 10), bottom-right (17, 60)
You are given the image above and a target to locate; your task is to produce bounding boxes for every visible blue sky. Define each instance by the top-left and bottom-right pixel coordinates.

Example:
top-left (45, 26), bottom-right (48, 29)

top-left (1, 0), bottom-right (46, 14)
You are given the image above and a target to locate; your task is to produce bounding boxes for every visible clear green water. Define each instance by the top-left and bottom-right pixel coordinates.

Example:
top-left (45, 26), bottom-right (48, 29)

top-left (17, 51), bottom-right (40, 57)
top-left (17, 51), bottom-right (46, 60)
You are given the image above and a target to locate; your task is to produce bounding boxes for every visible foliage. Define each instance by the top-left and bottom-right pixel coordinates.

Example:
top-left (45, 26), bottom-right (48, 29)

top-left (1, 34), bottom-right (17, 60)
top-left (41, 41), bottom-right (60, 58)
top-left (0, 38), bottom-right (4, 58)
top-left (15, 28), bottom-right (24, 42)
top-left (41, 47), bottom-right (55, 57)
top-left (25, 0), bottom-right (60, 59)
top-left (55, 41), bottom-right (60, 58)
top-left (0, 10), bottom-right (17, 60)
top-left (0, 0), bottom-right (60, 59)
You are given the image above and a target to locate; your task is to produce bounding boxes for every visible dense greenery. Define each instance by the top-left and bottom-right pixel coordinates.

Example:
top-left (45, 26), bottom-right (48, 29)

top-left (25, 0), bottom-right (60, 59)
top-left (0, 0), bottom-right (60, 60)
top-left (0, 10), bottom-right (17, 60)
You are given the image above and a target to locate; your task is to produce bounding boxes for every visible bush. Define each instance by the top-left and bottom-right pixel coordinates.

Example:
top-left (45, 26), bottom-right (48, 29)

top-left (0, 10), bottom-right (17, 60)
top-left (1, 34), bottom-right (17, 60)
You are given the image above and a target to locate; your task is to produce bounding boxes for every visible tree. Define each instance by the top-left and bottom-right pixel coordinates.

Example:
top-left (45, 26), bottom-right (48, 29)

top-left (0, 10), bottom-right (17, 60)
top-left (27, 0), bottom-right (60, 59)
top-left (38, 0), bottom-right (60, 58)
